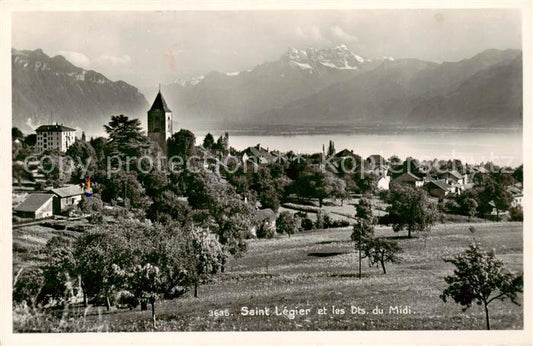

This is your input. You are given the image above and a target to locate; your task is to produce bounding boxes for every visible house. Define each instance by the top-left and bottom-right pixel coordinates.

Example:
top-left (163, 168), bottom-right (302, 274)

top-left (335, 149), bottom-right (361, 160)
top-left (35, 124), bottom-right (76, 153)
top-left (376, 175), bottom-right (390, 190)
top-left (507, 184), bottom-right (523, 208)
top-left (424, 180), bottom-right (453, 199)
top-left (251, 208), bottom-right (277, 237)
top-left (332, 149), bottom-right (362, 172)
top-left (49, 185), bottom-right (85, 214)
top-left (365, 154), bottom-right (387, 168)
top-left (242, 145), bottom-right (275, 164)
top-left (390, 172), bottom-right (424, 188)
top-left (438, 170), bottom-right (466, 185)
top-left (14, 193), bottom-right (54, 219)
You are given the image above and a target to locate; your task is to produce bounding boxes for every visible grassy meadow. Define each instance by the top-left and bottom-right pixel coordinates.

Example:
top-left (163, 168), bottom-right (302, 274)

top-left (25, 221), bottom-right (520, 332)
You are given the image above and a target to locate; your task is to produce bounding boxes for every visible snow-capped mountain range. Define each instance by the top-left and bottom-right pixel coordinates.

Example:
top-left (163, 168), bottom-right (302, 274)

top-left (156, 45), bottom-right (521, 129)
top-left (12, 45), bottom-right (522, 132)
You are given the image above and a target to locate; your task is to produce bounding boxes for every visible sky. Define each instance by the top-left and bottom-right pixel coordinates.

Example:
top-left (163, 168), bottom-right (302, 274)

top-left (12, 9), bottom-right (521, 89)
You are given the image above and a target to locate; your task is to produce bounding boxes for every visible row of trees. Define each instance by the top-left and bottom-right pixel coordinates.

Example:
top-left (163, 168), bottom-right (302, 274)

top-left (15, 219), bottom-right (224, 327)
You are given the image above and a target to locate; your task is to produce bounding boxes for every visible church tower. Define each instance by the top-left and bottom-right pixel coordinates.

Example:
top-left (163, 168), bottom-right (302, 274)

top-left (147, 89), bottom-right (173, 153)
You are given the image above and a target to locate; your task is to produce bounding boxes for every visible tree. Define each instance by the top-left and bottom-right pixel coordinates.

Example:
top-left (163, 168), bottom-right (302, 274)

top-left (104, 114), bottom-right (148, 160)
top-left (202, 133), bottom-right (215, 149)
top-left (249, 165), bottom-right (289, 212)
top-left (387, 185), bottom-right (439, 238)
top-left (167, 129), bottom-right (196, 160)
top-left (183, 227), bottom-right (224, 297)
top-left (509, 205), bottom-right (523, 221)
top-left (352, 172), bottom-right (378, 195)
top-left (478, 180), bottom-right (512, 218)
top-left (74, 232), bottom-right (124, 309)
top-left (462, 198), bottom-right (478, 222)
top-left (77, 193), bottom-right (102, 219)
top-left (293, 167), bottom-right (346, 207)
top-left (78, 195), bottom-right (103, 214)
top-left (327, 140), bottom-right (336, 158)
top-left (12, 127), bottom-right (24, 141)
top-left (352, 198), bottom-right (375, 278)
top-left (140, 171), bottom-right (170, 198)
top-left (23, 134), bottom-right (37, 147)
top-left (362, 238), bottom-right (401, 274)
top-left (355, 197), bottom-right (373, 221)
top-left (66, 140), bottom-right (98, 181)
top-left (13, 267), bottom-right (44, 307)
top-left (184, 171), bottom-right (257, 265)
top-left (512, 165), bottom-right (523, 183)
top-left (147, 190), bottom-right (191, 226)
top-left (351, 219), bottom-right (374, 278)
top-left (12, 162), bottom-right (33, 186)
top-left (40, 153), bottom-right (70, 187)
top-left (89, 137), bottom-right (107, 164)
top-left (440, 242), bottom-right (523, 330)
top-left (113, 263), bottom-right (163, 327)
top-left (101, 172), bottom-right (151, 210)
top-left (213, 132), bottom-right (229, 153)
top-left (276, 211), bottom-right (299, 238)
top-left (40, 237), bottom-right (77, 305)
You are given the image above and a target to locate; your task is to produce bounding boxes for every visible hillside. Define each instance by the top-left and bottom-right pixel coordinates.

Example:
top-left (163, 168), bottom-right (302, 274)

top-left (12, 48), bottom-right (149, 134)
top-left (263, 49), bottom-right (522, 128)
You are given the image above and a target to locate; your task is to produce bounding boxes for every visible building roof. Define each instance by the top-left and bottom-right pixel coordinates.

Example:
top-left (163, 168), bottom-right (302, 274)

top-left (255, 208), bottom-right (276, 222)
top-left (448, 170), bottom-right (463, 179)
top-left (15, 193), bottom-right (54, 212)
top-left (506, 185), bottom-right (523, 197)
top-left (243, 145), bottom-right (275, 162)
top-left (426, 179), bottom-right (453, 191)
top-left (49, 185), bottom-right (84, 198)
top-left (35, 124), bottom-right (76, 132)
top-left (149, 91), bottom-right (171, 112)
top-left (366, 154), bottom-right (386, 163)
top-left (334, 149), bottom-right (361, 159)
top-left (393, 172), bottom-right (422, 182)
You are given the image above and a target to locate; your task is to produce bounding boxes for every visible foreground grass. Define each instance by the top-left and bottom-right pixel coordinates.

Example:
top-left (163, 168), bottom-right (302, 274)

top-left (62, 222), bottom-right (523, 332)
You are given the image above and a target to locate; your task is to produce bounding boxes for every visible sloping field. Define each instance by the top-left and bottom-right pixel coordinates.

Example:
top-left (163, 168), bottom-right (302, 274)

top-left (75, 222), bottom-right (523, 331)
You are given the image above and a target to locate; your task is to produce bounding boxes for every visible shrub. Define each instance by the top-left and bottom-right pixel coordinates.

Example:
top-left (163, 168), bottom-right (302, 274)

top-left (315, 210), bottom-right (332, 229)
top-left (509, 206), bottom-right (523, 221)
top-left (277, 211), bottom-right (300, 238)
top-left (330, 219), bottom-right (350, 228)
top-left (256, 221), bottom-right (275, 239)
top-left (300, 217), bottom-right (315, 231)
top-left (13, 267), bottom-right (45, 306)
top-left (116, 290), bottom-right (139, 309)
top-left (379, 190), bottom-right (390, 202)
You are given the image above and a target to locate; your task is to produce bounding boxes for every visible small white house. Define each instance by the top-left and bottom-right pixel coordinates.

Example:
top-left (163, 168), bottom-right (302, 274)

top-left (49, 185), bottom-right (84, 214)
top-left (14, 193), bottom-right (54, 219)
top-left (376, 175), bottom-right (390, 190)
top-left (390, 172), bottom-right (424, 188)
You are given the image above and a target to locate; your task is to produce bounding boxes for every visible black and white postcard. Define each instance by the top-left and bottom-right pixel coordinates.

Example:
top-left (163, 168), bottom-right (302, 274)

top-left (1, 1), bottom-right (531, 345)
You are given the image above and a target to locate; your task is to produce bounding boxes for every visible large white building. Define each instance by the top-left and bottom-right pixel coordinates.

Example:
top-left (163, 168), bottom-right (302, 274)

top-left (35, 124), bottom-right (76, 153)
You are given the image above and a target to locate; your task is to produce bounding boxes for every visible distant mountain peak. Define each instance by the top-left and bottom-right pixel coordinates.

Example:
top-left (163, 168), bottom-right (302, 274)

top-left (12, 47), bottom-right (148, 133)
top-left (282, 45), bottom-right (373, 72)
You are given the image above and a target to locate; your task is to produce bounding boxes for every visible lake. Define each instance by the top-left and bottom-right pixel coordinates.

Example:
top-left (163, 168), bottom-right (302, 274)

top-left (193, 128), bottom-right (523, 167)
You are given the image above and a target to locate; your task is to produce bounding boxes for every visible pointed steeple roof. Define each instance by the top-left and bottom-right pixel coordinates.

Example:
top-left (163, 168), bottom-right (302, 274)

top-left (149, 91), bottom-right (171, 112)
